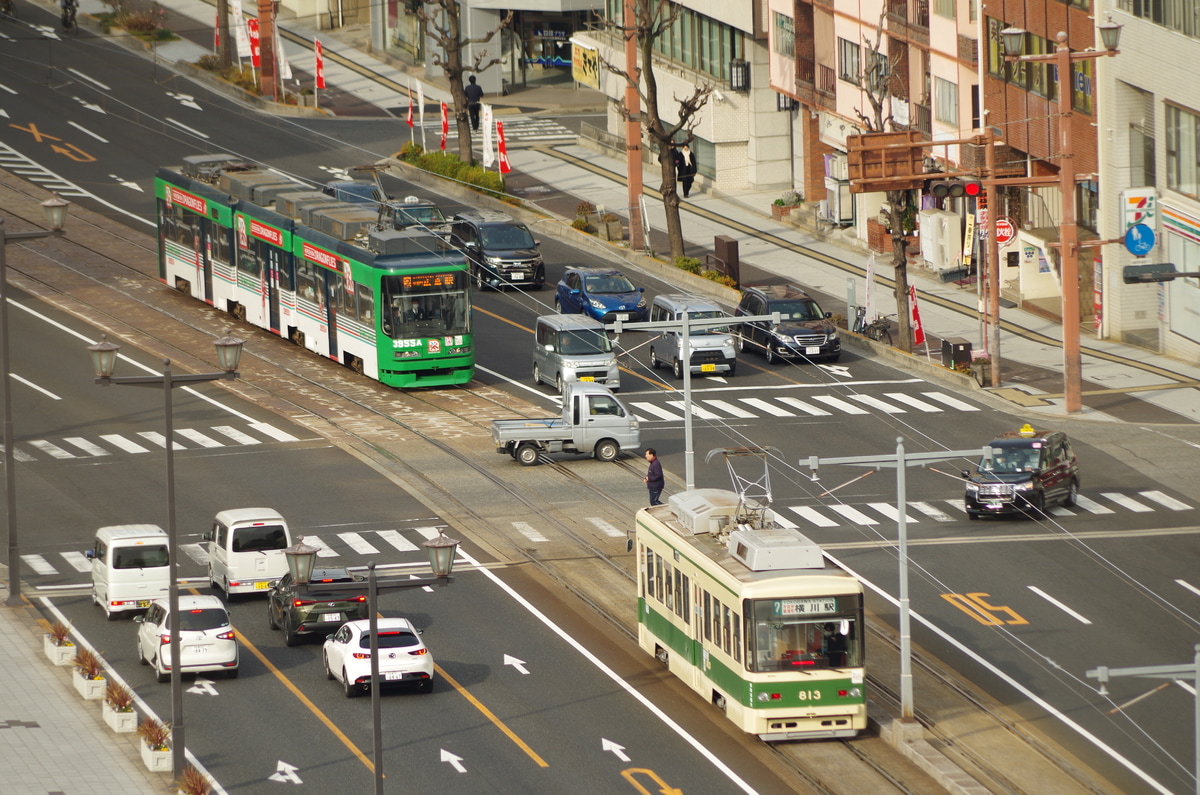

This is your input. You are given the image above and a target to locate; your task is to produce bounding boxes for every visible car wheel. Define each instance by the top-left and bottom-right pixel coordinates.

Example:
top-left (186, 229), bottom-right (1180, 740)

top-left (737, 331), bottom-right (748, 353)
top-left (284, 623), bottom-right (299, 647)
top-left (726, 362), bottom-right (737, 376)
top-left (323, 651), bottom-right (335, 681)
top-left (91, 587), bottom-right (100, 607)
top-left (1026, 492), bottom-right (1046, 517)
top-left (267, 603), bottom-right (278, 630)
top-left (417, 679), bottom-right (433, 693)
top-left (966, 511), bottom-right (979, 521)
top-left (672, 358), bottom-right (683, 380)
top-left (554, 297), bottom-right (563, 313)
top-left (136, 637), bottom-right (147, 665)
top-left (533, 268), bottom-right (545, 290)
top-left (765, 345), bottom-right (777, 365)
top-left (516, 443), bottom-right (540, 467)
top-left (343, 669), bottom-right (358, 698)
top-left (105, 606), bottom-right (118, 621)
top-left (473, 266), bottom-right (486, 290)
top-left (649, 347), bottom-right (660, 369)
top-left (226, 666), bottom-right (239, 679)
top-left (594, 439), bottom-right (620, 462)
top-left (555, 373), bottom-right (564, 394)
top-left (533, 362), bottom-right (543, 386)
top-left (1063, 478), bottom-right (1079, 508)
top-left (155, 657), bottom-right (169, 683)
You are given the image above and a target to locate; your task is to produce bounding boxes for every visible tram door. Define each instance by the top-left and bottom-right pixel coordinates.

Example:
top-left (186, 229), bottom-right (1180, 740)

top-left (199, 222), bottom-right (215, 304)
top-left (264, 244), bottom-right (283, 335)
top-left (322, 268), bottom-right (339, 357)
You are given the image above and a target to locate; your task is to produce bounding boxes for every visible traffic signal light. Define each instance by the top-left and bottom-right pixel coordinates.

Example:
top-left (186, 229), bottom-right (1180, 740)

top-left (1123, 263), bottom-right (1177, 284)
top-left (929, 178), bottom-right (982, 199)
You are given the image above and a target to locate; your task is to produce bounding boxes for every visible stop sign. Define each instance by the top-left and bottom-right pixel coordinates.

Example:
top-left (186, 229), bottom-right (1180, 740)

top-left (996, 217), bottom-right (1016, 245)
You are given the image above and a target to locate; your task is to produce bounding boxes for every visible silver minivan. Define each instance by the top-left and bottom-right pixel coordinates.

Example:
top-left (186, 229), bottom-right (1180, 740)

top-left (648, 294), bottom-right (737, 378)
top-left (533, 314), bottom-right (621, 392)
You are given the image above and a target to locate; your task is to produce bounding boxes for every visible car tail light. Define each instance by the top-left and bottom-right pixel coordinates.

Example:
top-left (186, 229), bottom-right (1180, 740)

top-left (352, 652), bottom-right (370, 660)
top-left (353, 596), bottom-right (367, 603)
top-left (293, 599), bottom-right (315, 607)
top-left (409, 648), bottom-right (427, 657)
top-left (159, 634), bottom-right (171, 645)
top-left (216, 630), bottom-right (235, 640)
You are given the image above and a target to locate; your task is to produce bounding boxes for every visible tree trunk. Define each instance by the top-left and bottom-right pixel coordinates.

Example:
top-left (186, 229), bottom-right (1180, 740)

top-left (887, 190), bottom-right (912, 353)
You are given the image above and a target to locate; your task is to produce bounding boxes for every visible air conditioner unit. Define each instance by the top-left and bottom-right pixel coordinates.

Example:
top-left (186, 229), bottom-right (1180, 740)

top-left (920, 209), bottom-right (962, 271)
top-left (825, 153), bottom-right (849, 181)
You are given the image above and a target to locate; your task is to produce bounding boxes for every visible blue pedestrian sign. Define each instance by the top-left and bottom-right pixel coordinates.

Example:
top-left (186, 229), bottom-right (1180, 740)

top-left (1125, 223), bottom-right (1156, 256)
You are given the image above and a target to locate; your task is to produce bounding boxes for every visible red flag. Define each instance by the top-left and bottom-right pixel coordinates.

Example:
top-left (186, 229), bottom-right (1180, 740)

top-left (406, 86), bottom-right (414, 127)
top-left (909, 285), bottom-right (925, 346)
top-left (497, 121), bottom-right (511, 174)
top-left (247, 18), bottom-right (261, 69)
top-left (314, 39), bottom-right (325, 89)
top-left (440, 102), bottom-right (448, 150)
top-left (214, 12), bottom-right (219, 53)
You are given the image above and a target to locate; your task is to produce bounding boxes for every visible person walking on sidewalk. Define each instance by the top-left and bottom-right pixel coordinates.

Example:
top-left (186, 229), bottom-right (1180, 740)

top-left (464, 76), bottom-right (484, 132)
top-left (644, 448), bottom-right (664, 506)
top-left (674, 144), bottom-right (697, 198)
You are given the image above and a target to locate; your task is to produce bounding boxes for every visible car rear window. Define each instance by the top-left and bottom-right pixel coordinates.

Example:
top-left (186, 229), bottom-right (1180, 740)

top-left (359, 631), bottom-right (419, 650)
top-left (113, 545), bottom-right (169, 569)
top-left (231, 524), bottom-right (288, 552)
top-left (177, 608), bottom-right (230, 631)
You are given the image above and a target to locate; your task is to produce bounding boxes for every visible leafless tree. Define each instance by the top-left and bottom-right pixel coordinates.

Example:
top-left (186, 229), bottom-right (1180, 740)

top-left (853, 16), bottom-right (915, 353)
top-left (414, 2), bottom-right (512, 163)
top-left (598, 0), bottom-right (711, 260)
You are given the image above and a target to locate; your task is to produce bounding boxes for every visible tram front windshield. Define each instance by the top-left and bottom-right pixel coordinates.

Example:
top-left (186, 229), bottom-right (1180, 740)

top-left (747, 598), bottom-right (861, 672)
top-left (381, 272), bottom-right (470, 339)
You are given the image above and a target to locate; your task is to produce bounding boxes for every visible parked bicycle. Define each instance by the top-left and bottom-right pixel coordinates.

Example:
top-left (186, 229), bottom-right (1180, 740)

top-left (0, 0), bottom-right (17, 20)
top-left (852, 306), bottom-right (894, 346)
top-left (60, 0), bottom-right (77, 32)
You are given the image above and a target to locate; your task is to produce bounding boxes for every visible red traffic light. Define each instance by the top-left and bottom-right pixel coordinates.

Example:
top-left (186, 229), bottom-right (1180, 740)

top-left (929, 178), bottom-right (982, 199)
top-left (962, 179), bottom-right (982, 197)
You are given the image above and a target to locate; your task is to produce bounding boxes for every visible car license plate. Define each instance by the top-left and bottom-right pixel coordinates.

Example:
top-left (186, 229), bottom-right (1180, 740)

top-left (580, 376), bottom-right (595, 382)
top-left (805, 346), bottom-right (821, 355)
top-left (512, 273), bottom-right (525, 280)
top-left (254, 581), bottom-right (270, 590)
top-left (384, 672), bottom-right (405, 681)
top-left (700, 364), bottom-right (715, 372)
top-left (192, 646), bottom-right (209, 654)
top-left (137, 600), bottom-right (150, 608)
top-left (321, 613), bottom-right (343, 623)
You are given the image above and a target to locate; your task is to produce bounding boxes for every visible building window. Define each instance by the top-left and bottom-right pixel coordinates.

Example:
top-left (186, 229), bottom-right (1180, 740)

top-left (1166, 104), bottom-right (1200, 199)
top-left (838, 37), bottom-right (861, 84)
top-left (933, 0), bottom-right (956, 20)
top-left (605, 1), bottom-right (743, 80)
top-left (934, 76), bottom-right (958, 125)
top-left (774, 12), bottom-right (795, 57)
top-left (1120, 0), bottom-right (1198, 37)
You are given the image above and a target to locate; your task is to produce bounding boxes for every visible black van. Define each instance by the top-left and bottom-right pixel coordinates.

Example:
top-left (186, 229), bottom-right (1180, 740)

top-left (963, 425), bottom-right (1080, 518)
top-left (449, 211), bottom-right (545, 290)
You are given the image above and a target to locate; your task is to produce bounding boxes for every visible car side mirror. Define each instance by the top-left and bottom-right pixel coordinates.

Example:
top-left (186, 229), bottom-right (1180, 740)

top-left (202, 530), bottom-right (213, 542)
top-left (84, 549), bottom-right (95, 560)
top-left (638, 286), bottom-right (645, 293)
top-left (132, 615), bottom-right (144, 624)
top-left (267, 579), bottom-right (279, 588)
top-left (544, 344), bottom-right (554, 351)
top-left (960, 469), bottom-right (970, 478)
top-left (534, 240), bottom-right (541, 247)
top-left (824, 312), bottom-right (832, 319)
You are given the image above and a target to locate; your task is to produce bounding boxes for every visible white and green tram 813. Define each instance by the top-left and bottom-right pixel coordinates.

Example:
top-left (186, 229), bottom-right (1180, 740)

top-left (635, 489), bottom-right (866, 740)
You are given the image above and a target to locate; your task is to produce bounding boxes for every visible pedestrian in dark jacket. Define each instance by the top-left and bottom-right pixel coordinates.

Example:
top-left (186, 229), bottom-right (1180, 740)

top-left (464, 75), bottom-right (484, 131)
top-left (674, 144), bottom-right (697, 198)
top-left (644, 448), bottom-right (664, 506)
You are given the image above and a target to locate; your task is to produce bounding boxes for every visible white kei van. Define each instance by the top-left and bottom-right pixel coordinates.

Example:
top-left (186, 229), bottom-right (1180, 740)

top-left (87, 525), bottom-right (171, 620)
top-left (205, 508), bottom-right (292, 596)
top-left (648, 294), bottom-right (737, 377)
top-left (533, 314), bottom-right (620, 392)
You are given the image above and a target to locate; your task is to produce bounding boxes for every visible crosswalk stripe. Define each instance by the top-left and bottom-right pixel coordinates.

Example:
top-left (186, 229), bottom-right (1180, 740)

top-left (848, 395), bottom-right (906, 414)
top-left (630, 401), bottom-right (682, 421)
top-left (921, 392), bottom-right (980, 411)
top-left (1074, 494), bottom-right (1116, 514)
top-left (338, 532), bottom-right (381, 554)
top-left (250, 423), bottom-right (300, 442)
top-left (181, 543), bottom-right (210, 566)
top-left (738, 398), bottom-right (795, 417)
top-left (512, 521), bottom-right (548, 543)
top-left (1048, 506), bottom-right (1074, 517)
top-left (775, 397), bottom-right (832, 416)
top-left (62, 437), bottom-right (111, 456)
top-left (177, 429), bottom-right (224, 448)
top-left (788, 506), bottom-right (838, 527)
top-left (100, 434), bottom-right (151, 453)
top-left (586, 517), bottom-right (626, 537)
top-left (300, 535), bottom-right (339, 557)
top-left (213, 426), bottom-right (262, 445)
top-left (883, 393), bottom-right (945, 412)
top-left (138, 431), bottom-right (185, 450)
top-left (413, 526), bottom-right (446, 541)
top-left (829, 504), bottom-right (878, 525)
top-left (701, 399), bottom-right (756, 419)
top-left (943, 499), bottom-right (967, 514)
top-left (867, 502), bottom-right (918, 523)
top-left (22, 554), bottom-right (57, 575)
top-left (376, 530), bottom-right (419, 552)
top-left (910, 501), bottom-right (955, 522)
top-left (1140, 490), bottom-right (1192, 511)
top-left (811, 395), bottom-right (869, 414)
top-left (61, 551), bottom-right (92, 573)
top-left (665, 400), bottom-right (723, 420)
top-left (772, 512), bottom-right (799, 528)
top-left (1100, 492), bottom-right (1153, 513)
top-left (27, 440), bottom-right (75, 459)
top-left (2, 444), bottom-right (35, 463)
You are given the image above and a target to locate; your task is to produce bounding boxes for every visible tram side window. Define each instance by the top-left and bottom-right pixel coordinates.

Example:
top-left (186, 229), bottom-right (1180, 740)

top-left (241, 242), bottom-right (262, 279)
top-left (357, 283), bottom-right (374, 326)
top-left (679, 573), bottom-right (689, 625)
top-left (733, 612), bottom-right (741, 663)
top-left (662, 562), bottom-right (673, 611)
top-left (673, 571), bottom-right (689, 623)
top-left (297, 259), bottom-right (318, 302)
top-left (329, 276), bottom-right (345, 319)
top-left (702, 592), bottom-right (712, 641)
top-left (275, 252), bottom-right (294, 293)
top-left (722, 605), bottom-right (732, 655)
top-left (655, 554), bottom-right (664, 603)
top-left (211, 223), bottom-right (231, 268)
top-left (644, 548), bottom-right (654, 600)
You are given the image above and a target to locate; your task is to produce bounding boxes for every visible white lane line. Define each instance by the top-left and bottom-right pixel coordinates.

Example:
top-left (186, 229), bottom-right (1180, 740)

top-left (67, 121), bottom-right (108, 143)
top-left (338, 532), bottom-right (381, 555)
top-left (249, 423), bottom-right (300, 442)
top-left (910, 501), bottom-right (956, 522)
top-left (829, 504), bottom-right (878, 525)
top-left (788, 506), bottom-right (839, 527)
top-left (1100, 492), bottom-right (1153, 513)
top-left (738, 398), bottom-right (795, 417)
top-left (665, 400), bottom-right (723, 420)
top-left (811, 395), bottom-right (870, 414)
top-left (920, 392), bottom-right (980, 411)
top-left (138, 431), bottom-right (186, 450)
top-left (27, 440), bottom-right (75, 459)
top-left (212, 425), bottom-right (262, 445)
top-left (1175, 579), bottom-right (1200, 600)
top-left (299, 535), bottom-right (338, 557)
top-left (100, 434), bottom-right (150, 453)
top-left (61, 551), bottom-right (92, 573)
top-left (166, 117), bottom-right (209, 139)
top-left (630, 402), bottom-right (682, 421)
top-left (12, 374), bottom-right (60, 398)
top-left (883, 392), bottom-right (944, 412)
top-left (1140, 491), bottom-right (1192, 511)
top-left (1028, 585), bottom-right (1092, 624)
top-left (181, 543), bottom-right (210, 566)
top-left (1048, 506), bottom-right (1075, 517)
top-left (376, 530), bottom-right (419, 552)
top-left (1073, 494), bottom-right (1116, 515)
top-left (775, 397), bottom-right (832, 416)
top-left (586, 518), bottom-right (625, 538)
top-left (176, 429), bottom-right (224, 448)
top-left (68, 68), bottom-right (111, 90)
top-left (700, 399), bottom-right (756, 419)
top-left (62, 437), bottom-right (110, 457)
top-left (22, 554), bottom-right (57, 576)
top-left (513, 522), bottom-right (548, 543)
top-left (848, 395), bottom-right (906, 414)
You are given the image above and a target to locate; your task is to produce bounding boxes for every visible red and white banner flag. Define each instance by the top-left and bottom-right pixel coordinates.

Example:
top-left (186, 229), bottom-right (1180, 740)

top-left (497, 121), bottom-right (511, 174)
top-left (440, 102), bottom-right (448, 151)
top-left (314, 39), bottom-right (325, 89)
top-left (247, 18), bottom-right (261, 68)
top-left (275, 27), bottom-right (292, 80)
top-left (406, 86), bottom-right (414, 127)
top-left (214, 12), bottom-right (219, 52)
top-left (909, 285), bottom-right (925, 346)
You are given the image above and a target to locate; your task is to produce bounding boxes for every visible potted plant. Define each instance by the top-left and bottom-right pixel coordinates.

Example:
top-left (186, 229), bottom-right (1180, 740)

top-left (102, 680), bottom-right (137, 734)
top-left (44, 620), bottom-right (75, 666)
top-left (71, 646), bottom-right (106, 700)
top-left (575, 200), bottom-right (599, 232)
top-left (771, 189), bottom-right (803, 220)
top-left (137, 716), bottom-right (172, 772)
top-left (175, 764), bottom-right (212, 795)
top-left (598, 212), bottom-right (623, 241)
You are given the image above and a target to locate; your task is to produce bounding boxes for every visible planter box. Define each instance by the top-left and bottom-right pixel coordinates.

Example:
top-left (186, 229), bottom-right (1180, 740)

top-left (140, 742), bottom-right (171, 773)
top-left (102, 703), bottom-right (137, 734)
top-left (44, 636), bottom-right (76, 667)
top-left (970, 361), bottom-right (992, 386)
top-left (598, 221), bottom-right (623, 241)
top-left (72, 669), bottom-right (106, 700)
top-left (771, 204), bottom-right (801, 221)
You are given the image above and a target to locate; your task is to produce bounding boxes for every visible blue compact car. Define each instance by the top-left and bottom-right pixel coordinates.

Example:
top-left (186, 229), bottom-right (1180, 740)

top-left (555, 268), bottom-right (648, 323)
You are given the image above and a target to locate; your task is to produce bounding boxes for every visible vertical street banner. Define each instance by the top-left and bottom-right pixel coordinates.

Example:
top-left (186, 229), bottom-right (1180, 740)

top-left (416, 82), bottom-right (426, 149)
top-left (232, 0), bottom-right (251, 59)
top-left (497, 121), bottom-right (511, 174)
top-left (406, 86), bottom-right (414, 128)
top-left (314, 40), bottom-right (325, 89)
top-left (275, 27), bottom-right (292, 81)
top-left (214, 12), bottom-right (219, 52)
top-left (864, 252), bottom-right (876, 322)
top-left (440, 102), bottom-right (448, 151)
top-left (481, 106), bottom-right (495, 168)
top-left (962, 211), bottom-right (976, 269)
top-left (909, 285), bottom-right (925, 346)
top-left (247, 18), bottom-right (261, 69)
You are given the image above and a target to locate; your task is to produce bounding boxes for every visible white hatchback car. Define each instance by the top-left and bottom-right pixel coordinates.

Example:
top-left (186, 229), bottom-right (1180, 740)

top-left (323, 618), bottom-right (433, 697)
top-left (135, 594), bottom-right (239, 682)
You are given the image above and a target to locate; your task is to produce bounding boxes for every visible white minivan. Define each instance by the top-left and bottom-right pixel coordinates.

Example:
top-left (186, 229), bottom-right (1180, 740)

top-left (205, 508), bottom-right (292, 596)
top-left (87, 525), bottom-right (171, 620)
top-left (648, 294), bottom-right (737, 377)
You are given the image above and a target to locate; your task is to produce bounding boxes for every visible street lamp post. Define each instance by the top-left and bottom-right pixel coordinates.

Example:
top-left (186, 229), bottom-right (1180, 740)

top-left (3, 195), bottom-right (71, 608)
top-left (1000, 21), bottom-right (1122, 414)
top-left (87, 334), bottom-right (245, 778)
top-left (284, 533), bottom-right (460, 795)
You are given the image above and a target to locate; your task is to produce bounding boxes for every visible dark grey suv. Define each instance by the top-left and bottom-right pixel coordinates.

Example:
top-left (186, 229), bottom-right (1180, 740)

top-left (963, 425), bottom-right (1080, 519)
top-left (734, 284), bottom-right (841, 363)
top-left (449, 211), bottom-right (545, 290)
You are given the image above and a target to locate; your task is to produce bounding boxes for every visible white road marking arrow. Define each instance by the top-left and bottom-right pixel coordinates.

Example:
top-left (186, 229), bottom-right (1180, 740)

top-left (37, 26), bottom-right (61, 41)
top-left (108, 174), bottom-right (143, 191)
top-left (0, 109), bottom-right (8, 119)
top-left (187, 677), bottom-right (219, 696)
top-left (167, 91), bottom-right (202, 110)
top-left (602, 738), bottom-right (630, 762)
top-left (72, 96), bottom-right (105, 114)
top-left (411, 573), bottom-right (434, 593)
top-left (503, 654), bottom-right (530, 675)
top-left (818, 363), bottom-right (853, 378)
top-left (267, 760), bottom-right (303, 784)
top-left (440, 749), bottom-right (467, 773)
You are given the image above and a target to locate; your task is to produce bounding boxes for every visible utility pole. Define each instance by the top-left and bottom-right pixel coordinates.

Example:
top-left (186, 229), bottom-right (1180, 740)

top-left (623, 0), bottom-right (644, 250)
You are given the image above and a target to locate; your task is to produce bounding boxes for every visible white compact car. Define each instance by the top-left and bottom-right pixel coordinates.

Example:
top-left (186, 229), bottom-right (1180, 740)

top-left (135, 594), bottom-right (239, 682)
top-left (322, 618), bottom-right (433, 697)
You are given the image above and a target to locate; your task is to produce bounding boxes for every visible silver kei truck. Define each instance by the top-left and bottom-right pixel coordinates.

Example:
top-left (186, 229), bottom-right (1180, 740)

top-left (491, 382), bottom-right (640, 466)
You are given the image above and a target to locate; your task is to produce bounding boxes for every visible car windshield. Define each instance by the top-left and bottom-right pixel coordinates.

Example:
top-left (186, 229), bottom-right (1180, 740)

top-left (393, 206), bottom-right (445, 226)
top-left (357, 630), bottom-right (420, 649)
top-left (770, 300), bottom-right (824, 321)
top-left (331, 183), bottom-right (377, 203)
top-left (684, 309), bottom-right (729, 335)
top-left (480, 224), bottom-right (534, 250)
top-left (558, 329), bottom-right (611, 355)
top-left (584, 274), bottom-right (636, 294)
top-left (176, 608), bottom-right (230, 631)
top-left (982, 445), bottom-right (1041, 474)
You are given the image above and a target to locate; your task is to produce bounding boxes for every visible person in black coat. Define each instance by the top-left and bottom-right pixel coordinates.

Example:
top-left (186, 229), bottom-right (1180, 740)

top-left (674, 144), bottom-right (697, 198)
top-left (464, 76), bottom-right (484, 131)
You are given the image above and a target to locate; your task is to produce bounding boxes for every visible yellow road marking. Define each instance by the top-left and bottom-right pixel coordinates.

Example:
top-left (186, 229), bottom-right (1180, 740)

top-left (435, 662), bottom-right (550, 768)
